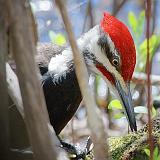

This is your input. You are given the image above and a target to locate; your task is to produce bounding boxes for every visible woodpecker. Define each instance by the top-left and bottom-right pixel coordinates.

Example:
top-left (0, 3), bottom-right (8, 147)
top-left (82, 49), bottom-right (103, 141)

top-left (36, 12), bottom-right (137, 155)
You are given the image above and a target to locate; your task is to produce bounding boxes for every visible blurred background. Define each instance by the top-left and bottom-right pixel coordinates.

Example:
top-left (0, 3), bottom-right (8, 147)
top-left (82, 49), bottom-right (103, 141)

top-left (30, 0), bottom-right (160, 141)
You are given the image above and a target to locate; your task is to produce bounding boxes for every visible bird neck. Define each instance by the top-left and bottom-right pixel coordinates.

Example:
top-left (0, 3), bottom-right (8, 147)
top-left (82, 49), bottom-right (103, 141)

top-left (48, 25), bottom-right (100, 77)
top-left (77, 25), bottom-right (99, 51)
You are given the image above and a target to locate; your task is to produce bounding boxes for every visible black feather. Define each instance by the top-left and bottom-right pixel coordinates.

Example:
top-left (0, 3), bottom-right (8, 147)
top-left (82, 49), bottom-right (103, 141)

top-left (41, 66), bottom-right (82, 134)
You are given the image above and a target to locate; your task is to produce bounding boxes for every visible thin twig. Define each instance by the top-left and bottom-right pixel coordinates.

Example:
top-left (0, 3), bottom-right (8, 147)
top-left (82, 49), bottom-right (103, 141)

top-left (82, 0), bottom-right (94, 33)
top-left (146, 0), bottom-right (154, 160)
top-left (112, 0), bottom-right (127, 16)
top-left (151, 0), bottom-right (156, 34)
top-left (55, 0), bottom-right (108, 159)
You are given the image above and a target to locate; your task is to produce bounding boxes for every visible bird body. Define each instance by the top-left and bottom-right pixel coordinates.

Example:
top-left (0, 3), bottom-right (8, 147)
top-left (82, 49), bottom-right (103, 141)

top-left (36, 12), bottom-right (137, 135)
top-left (36, 43), bottom-right (81, 134)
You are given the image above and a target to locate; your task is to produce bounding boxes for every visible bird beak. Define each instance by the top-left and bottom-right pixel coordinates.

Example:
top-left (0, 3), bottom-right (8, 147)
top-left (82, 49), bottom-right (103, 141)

top-left (115, 80), bottom-right (137, 132)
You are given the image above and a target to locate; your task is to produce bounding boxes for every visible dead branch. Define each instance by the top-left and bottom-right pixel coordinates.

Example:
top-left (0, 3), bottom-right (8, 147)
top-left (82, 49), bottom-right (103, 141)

top-left (146, 1), bottom-right (154, 159)
top-left (82, 0), bottom-right (94, 33)
top-left (112, 0), bottom-right (127, 16)
top-left (6, 62), bottom-right (69, 160)
top-left (6, 63), bottom-right (24, 117)
top-left (55, 0), bottom-right (109, 159)
top-left (133, 72), bottom-right (160, 85)
top-left (6, 0), bottom-right (59, 159)
top-left (0, 1), bottom-right (9, 159)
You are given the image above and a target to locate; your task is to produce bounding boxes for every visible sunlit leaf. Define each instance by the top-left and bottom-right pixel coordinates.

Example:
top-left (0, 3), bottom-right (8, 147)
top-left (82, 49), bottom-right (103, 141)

top-left (55, 33), bottom-right (66, 46)
top-left (128, 11), bottom-right (137, 33)
top-left (157, 154), bottom-right (160, 160)
top-left (138, 11), bottom-right (145, 26)
top-left (139, 35), bottom-right (160, 60)
top-left (144, 148), bottom-right (150, 157)
top-left (152, 106), bottom-right (157, 118)
top-left (136, 11), bottom-right (145, 38)
top-left (49, 31), bottom-right (66, 46)
top-left (108, 99), bottom-right (123, 110)
top-left (113, 113), bottom-right (125, 119)
top-left (134, 106), bottom-right (148, 114)
top-left (153, 147), bottom-right (159, 160)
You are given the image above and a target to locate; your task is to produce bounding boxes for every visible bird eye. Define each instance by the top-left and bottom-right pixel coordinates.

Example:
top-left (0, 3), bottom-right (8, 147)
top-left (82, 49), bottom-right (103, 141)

top-left (112, 59), bottom-right (119, 66)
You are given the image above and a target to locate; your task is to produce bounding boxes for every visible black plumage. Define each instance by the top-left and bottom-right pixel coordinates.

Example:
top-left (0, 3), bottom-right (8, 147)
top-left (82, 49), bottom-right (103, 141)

top-left (36, 43), bottom-right (82, 135)
top-left (8, 42), bottom-right (91, 158)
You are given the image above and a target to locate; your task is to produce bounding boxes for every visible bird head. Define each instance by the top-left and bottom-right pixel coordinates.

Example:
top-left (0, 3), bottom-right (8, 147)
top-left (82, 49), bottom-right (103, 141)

top-left (83, 12), bottom-right (137, 131)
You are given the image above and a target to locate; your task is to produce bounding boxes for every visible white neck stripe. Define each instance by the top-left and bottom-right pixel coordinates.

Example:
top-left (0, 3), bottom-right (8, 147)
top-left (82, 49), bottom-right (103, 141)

top-left (48, 25), bottom-right (127, 93)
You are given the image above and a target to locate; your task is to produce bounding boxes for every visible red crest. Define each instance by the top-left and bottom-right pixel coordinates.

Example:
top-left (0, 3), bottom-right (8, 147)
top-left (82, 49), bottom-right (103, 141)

top-left (100, 12), bottom-right (136, 81)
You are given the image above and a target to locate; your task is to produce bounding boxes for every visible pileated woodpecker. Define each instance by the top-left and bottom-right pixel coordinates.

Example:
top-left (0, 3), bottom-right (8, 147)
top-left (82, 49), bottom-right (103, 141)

top-left (36, 12), bottom-right (137, 156)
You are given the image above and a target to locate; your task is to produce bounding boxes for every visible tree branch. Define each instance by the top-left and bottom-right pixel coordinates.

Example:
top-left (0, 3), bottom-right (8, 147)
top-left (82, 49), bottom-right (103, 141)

top-left (0, 1), bottom-right (9, 159)
top-left (6, 0), bottom-right (60, 159)
top-left (55, 0), bottom-right (109, 159)
top-left (132, 72), bottom-right (160, 85)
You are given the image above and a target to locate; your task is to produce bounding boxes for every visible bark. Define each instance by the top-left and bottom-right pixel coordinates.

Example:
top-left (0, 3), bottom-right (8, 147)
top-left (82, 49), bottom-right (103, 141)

top-left (55, 0), bottom-right (109, 159)
top-left (0, 1), bottom-right (9, 159)
top-left (6, 0), bottom-right (59, 160)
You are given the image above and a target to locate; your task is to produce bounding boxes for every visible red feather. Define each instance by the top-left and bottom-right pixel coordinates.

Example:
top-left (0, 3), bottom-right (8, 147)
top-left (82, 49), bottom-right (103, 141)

top-left (100, 12), bottom-right (136, 81)
top-left (96, 64), bottom-right (114, 84)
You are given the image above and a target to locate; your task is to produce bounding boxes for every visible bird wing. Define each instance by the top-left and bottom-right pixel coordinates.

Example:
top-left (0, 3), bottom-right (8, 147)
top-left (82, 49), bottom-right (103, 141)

top-left (42, 67), bottom-right (81, 134)
top-left (8, 43), bottom-right (82, 135)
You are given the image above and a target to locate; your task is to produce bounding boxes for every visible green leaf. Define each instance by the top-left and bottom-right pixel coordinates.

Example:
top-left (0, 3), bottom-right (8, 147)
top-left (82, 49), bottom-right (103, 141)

top-left (55, 33), bottom-right (66, 46)
top-left (138, 11), bottom-right (145, 26)
top-left (144, 148), bottom-right (150, 157)
top-left (134, 106), bottom-right (148, 114)
top-left (153, 147), bottom-right (159, 160)
top-left (128, 11), bottom-right (137, 33)
top-left (136, 11), bottom-right (145, 38)
top-left (113, 113), bottom-right (125, 119)
top-left (157, 154), bottom-right (160, 160)
top-left (49, 31), bottom-right (66, 46)
top-left (139, 35), bottom-right (160, 60)
top-left (95, 75), bottom-right (101, 86)
top-left (152, 107), bottom-right (157, 118)
top-left (108, 99), bottom-right (123, 110)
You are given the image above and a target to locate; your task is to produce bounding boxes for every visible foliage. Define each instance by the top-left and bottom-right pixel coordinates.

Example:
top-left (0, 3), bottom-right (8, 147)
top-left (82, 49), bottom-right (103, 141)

top-left (108, 99), bottom-right (157, 120)
top-left (144, 147), bottom-right (160, 160)
top-left (137, 34), bottom-right (160, 71)
top-left (49, 30), bottom-right (66, 46)
top-left (128, 11), bottom-right (160, 72)
top-left (108, 99), bottom-right (123, 110)
top-left (109, 117), bottom-right (160, 160)
top-left (106, 10), bottom-right (160, 122)
top-left (128, 11), bottom-right (145, 41)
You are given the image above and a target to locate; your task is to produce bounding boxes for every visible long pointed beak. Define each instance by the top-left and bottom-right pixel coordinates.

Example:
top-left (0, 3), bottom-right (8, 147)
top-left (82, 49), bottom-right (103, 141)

top-left (115, 80), bottom-right (137, 132)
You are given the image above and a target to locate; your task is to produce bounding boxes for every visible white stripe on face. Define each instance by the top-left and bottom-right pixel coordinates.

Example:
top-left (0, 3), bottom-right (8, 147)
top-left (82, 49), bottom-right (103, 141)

top-left (87, 34), bottom-right (128, 94)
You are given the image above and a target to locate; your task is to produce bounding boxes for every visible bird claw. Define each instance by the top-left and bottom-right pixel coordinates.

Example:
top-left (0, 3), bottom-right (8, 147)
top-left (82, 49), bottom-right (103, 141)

top-left (59, 136), bottom-right (94, 159)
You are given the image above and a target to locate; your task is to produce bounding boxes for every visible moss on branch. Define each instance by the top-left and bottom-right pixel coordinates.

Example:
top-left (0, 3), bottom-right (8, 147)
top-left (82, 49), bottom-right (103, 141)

top-left (109, 117), bottom-right (160, 160)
